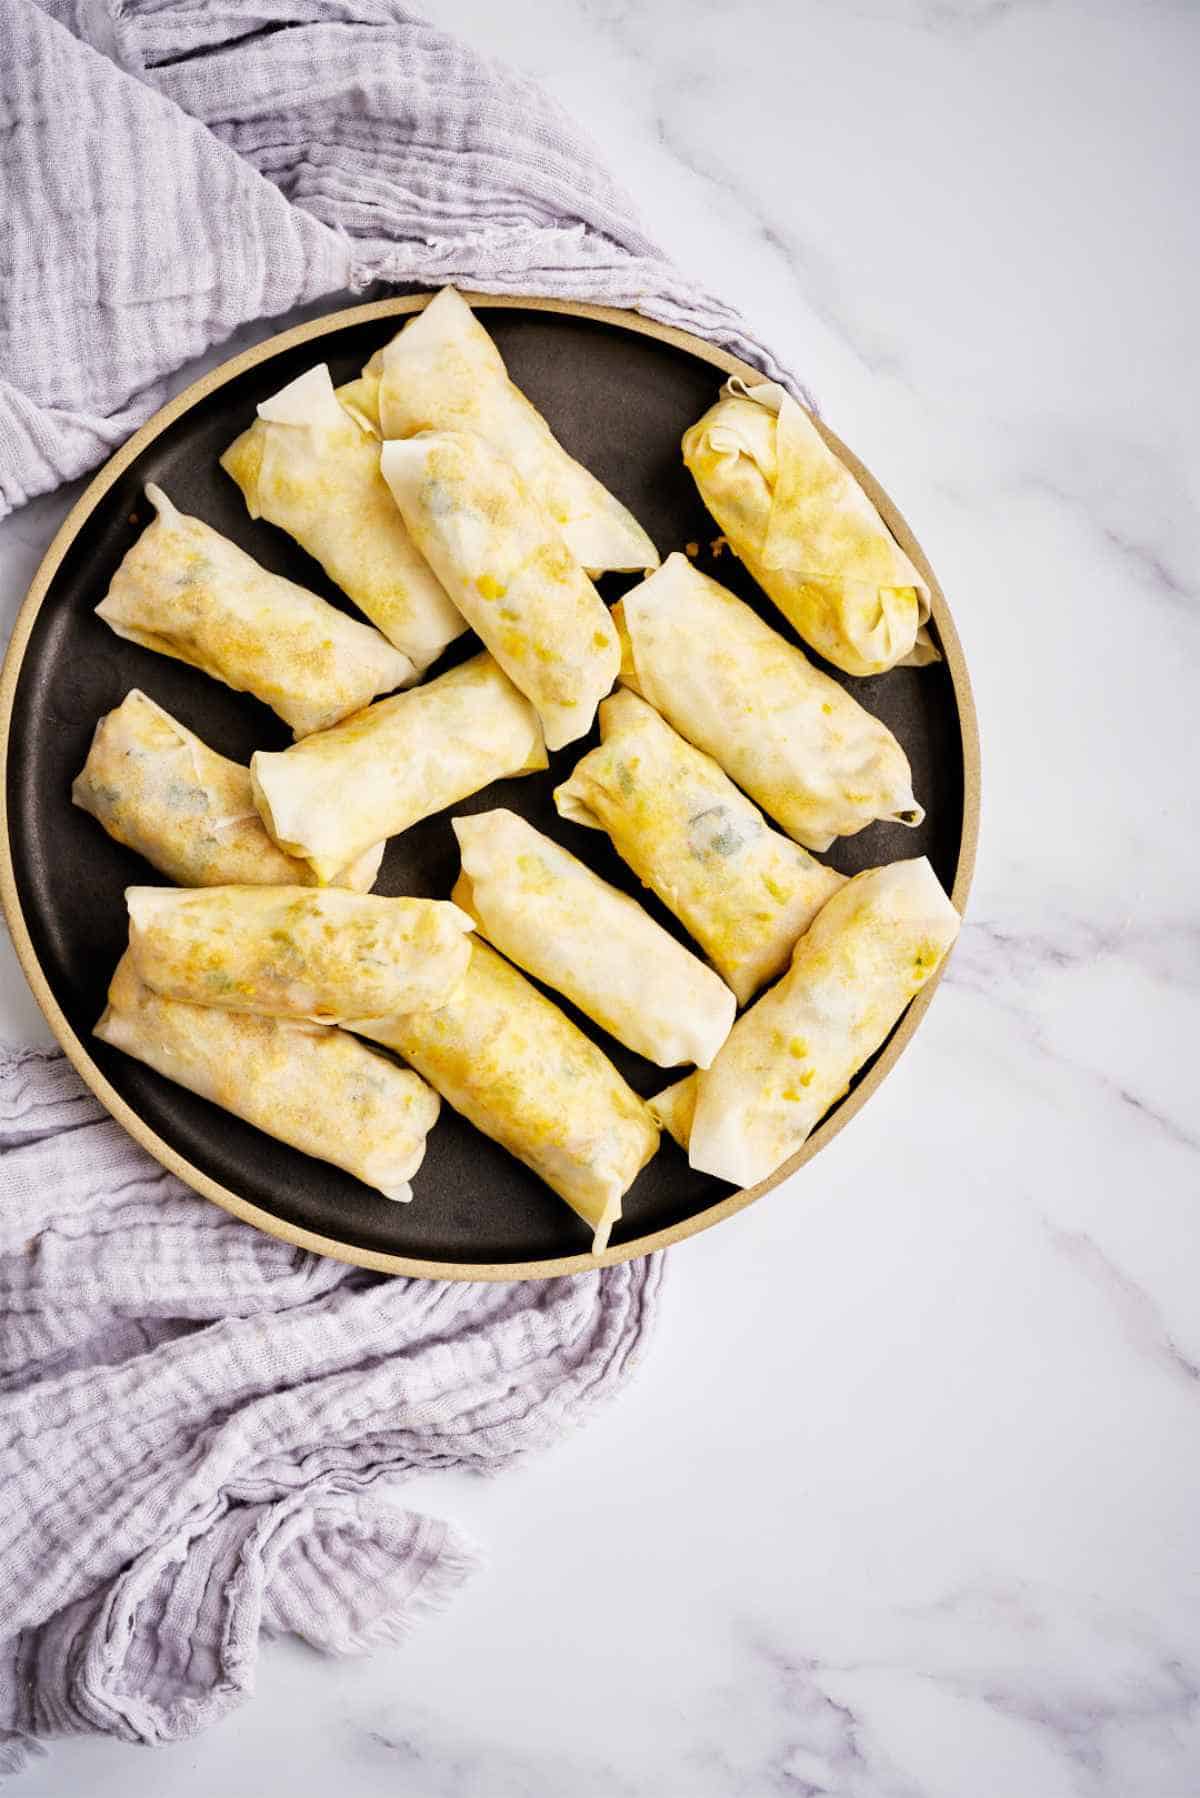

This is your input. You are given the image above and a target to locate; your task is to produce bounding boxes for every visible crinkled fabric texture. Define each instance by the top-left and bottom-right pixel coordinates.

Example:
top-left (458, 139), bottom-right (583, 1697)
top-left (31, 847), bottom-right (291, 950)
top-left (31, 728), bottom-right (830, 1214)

top-left (1, 0), bottom-right (803, 513)
top-left (0, 1049), bottom-right (663, 1776)
top-left (0, 0), bottom-right (803, 1773)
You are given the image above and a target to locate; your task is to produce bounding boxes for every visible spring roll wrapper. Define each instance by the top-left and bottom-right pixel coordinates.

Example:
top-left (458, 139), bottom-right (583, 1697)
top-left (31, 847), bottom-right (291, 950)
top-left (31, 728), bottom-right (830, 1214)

top-left (682, 381), bottom-right (938, 678)
top-left (452, 810), bottom-right (734, 1069)
top-left (554, 689), bottom-right (845, 1006)
top-left (71, 690), bottom-right (383, 891)
top-left (651, 858), bottom-right (960, 1187)
top-left (353, 941), bottom-right (659, 1253)
top-left (95, 485), bottom-right (414, 737)
top-left (363, 287), bottom-right (659, 575)
top-left (251, 653), bottom-right (547, 884)
top-left (220, 365), bottom-right (466, 673)
top-left (96, 952), bottom-right (440, 1201)
top-left (614, 554), bottom-right (922, 852)
top-left (126, 886), bottom-right (474, 1025)
top-left (648, 1073), bottom-right (697, 1152)
top-left (381, 430), bottom-right (619, 751)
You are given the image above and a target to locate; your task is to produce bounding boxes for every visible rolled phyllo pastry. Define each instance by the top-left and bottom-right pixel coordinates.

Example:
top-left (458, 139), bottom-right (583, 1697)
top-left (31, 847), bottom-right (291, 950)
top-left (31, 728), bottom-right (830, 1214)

top-left (126, 886), bottom-right (474, 1025)
top-left (554, 689), bottom-right (845, 1005)
top-left (96, 952), bottom-right (440, 1201)
top-left (649, 859), bottom-right (960, 1186)
top-left (452, 810), bottom-right (735, 1069)
top-left (220, 365), bottom-right (466, 673)
top-left (360, 287), bottom-right (658, 575)
top-left (380, 429), bottom-right (620, 750)
top-left (95, 485), bottom-right (413, 737)
top-left (682, 381), bottom-right (937, 677)
top-left (72, 690), bottom-right (382, 891)
top-left (613, 553), bottom-right (922, 851)
top-left (251, 653), bottom-right (547, 884)
top-left (355, 941), bottom-right (659, 1253)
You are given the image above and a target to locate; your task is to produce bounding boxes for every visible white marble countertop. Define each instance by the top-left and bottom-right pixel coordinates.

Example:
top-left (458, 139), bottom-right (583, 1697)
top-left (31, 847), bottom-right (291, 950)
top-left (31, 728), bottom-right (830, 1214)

top-left (5, 1), bottom-right (1199, 1793)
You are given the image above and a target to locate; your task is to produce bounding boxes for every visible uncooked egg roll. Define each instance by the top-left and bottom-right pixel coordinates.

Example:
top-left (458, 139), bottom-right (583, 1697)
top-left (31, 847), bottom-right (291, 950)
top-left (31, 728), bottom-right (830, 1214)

top-left (452, 809), bottom-right (734, 1068)
top-left (126, 886), bottom-right (473, 1024)
top-left (71, 690), bottom-right (382, 891)
top-left (381, 428), bottom-right (619, 750)
top-left (554, 689), bottom-right (845, 1005)
top-left (354, 940), bottom-right (659, 1253)
top-left (614, 552), bottom-right (922, 851)
top-left (96, 485), bottom-right (412, 737)
top-left (682, 381), bottom-right (937, 676)
top-left (649, 859), bottom-right (960, 1186)
top-left (96, 952), bottom-right (440, 1202)
top-left (251, 653), bottom-right (547, 884)
top-left (221, 364), bottom-right (465, 673)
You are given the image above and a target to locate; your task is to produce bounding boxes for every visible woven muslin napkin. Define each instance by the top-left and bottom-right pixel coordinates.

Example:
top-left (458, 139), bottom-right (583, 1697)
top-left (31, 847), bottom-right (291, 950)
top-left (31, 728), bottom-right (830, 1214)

top-left (0, 0), bottom-right (798, 1773)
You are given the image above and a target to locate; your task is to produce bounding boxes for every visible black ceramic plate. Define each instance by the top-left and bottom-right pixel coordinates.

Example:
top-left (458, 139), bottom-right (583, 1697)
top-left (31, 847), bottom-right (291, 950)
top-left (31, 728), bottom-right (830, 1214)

top-left (0, 297), bottom-right (978, 1278)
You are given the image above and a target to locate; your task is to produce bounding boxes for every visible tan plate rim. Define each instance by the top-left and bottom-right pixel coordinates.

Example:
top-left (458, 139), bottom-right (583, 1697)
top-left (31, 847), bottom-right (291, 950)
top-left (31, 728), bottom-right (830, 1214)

top-left (0, 292), bottom-right (981, 1281)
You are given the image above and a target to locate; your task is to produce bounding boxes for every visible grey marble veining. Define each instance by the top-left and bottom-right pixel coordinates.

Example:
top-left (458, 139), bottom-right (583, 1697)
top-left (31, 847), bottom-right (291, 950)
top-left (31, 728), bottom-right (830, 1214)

top-left (4, 0), bottom-right (1199, 1792)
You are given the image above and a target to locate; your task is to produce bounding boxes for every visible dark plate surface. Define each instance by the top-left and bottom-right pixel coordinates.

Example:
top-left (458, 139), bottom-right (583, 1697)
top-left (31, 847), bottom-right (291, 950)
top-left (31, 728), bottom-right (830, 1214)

top-left (3, 299), bottom-right (972, 1272)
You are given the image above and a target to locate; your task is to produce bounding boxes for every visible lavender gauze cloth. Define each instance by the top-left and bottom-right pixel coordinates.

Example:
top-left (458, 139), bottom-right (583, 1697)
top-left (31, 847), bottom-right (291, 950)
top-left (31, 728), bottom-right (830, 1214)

top-left (0, 0), bottom-right (802, 1775)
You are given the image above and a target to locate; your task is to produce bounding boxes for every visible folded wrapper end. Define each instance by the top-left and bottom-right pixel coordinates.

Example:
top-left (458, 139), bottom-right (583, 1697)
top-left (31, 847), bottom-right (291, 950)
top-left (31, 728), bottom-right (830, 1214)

top-left (255, 363), bottom-right (345, 431)
top-left (219, 427), bottom-right (264, 516)
top-left (575, 536), bottom-right (661, 582)
top-left (720, 375), bottom-right (788, 414)
top-left (649, 1074), bottom-right (698, 1154)
top-left (136, 690), bottom-right (206, 783)
top-left (899, 624), bottom-right (942, 667)
top-left (250, 751), bottom-right (394, 877)
top-left (377, 433), bottom-right (428, 493)
top-left (892, 795), bottom-right (926, 831)
top-left (588, 1195), bottom-right (622, 1256)
top-left (552, 766), bottom-right (601, 831)
top-left (375, 1179), bottom-right (414, 1205)
top-left (517, 729), bottom-right (551, 778)
top-left (124, 884), bottom-right (174, 957)
top-left (712, 381), bottom-right (938, 646)
top-left (249, 757), bottom-right (288, 850)
top-left (69, 712), bottom-right (109, 813)
top-left (143, 481), bottom-right (180, 525)
top-left (246, 756), bottom-right (336, 881)
top-left (335, 387), bottom-right (381, 436)
top-left (336, 360), bottom-right (384, 435)
top-left (73, 690), bottom-right (209, 828)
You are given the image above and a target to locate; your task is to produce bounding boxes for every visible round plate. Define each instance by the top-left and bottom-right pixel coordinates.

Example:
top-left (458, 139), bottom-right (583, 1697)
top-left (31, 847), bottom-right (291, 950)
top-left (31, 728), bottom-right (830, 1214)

top-left (0, 296), bottom-right (979, 1279)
